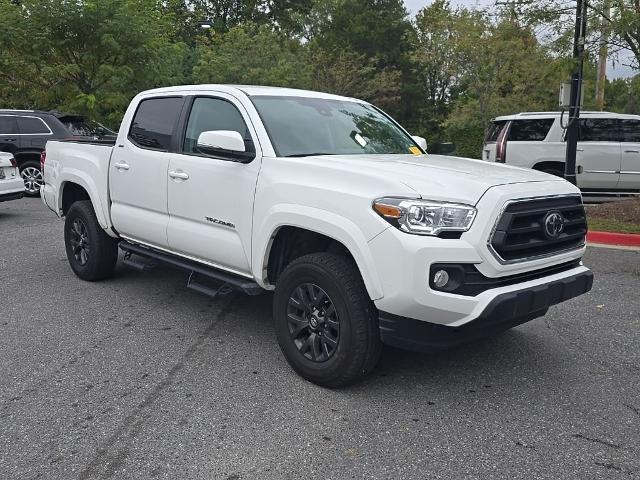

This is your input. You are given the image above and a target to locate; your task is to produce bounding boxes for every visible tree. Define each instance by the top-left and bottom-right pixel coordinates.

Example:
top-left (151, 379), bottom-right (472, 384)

top-left (192, 23), bottom-right (312, 87)
top-left (0, 0), bottom-right (190, 126)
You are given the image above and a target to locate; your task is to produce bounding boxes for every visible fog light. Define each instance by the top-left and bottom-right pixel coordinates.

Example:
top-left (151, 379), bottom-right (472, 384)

top-left (433, 269), bottom-right (450, 289)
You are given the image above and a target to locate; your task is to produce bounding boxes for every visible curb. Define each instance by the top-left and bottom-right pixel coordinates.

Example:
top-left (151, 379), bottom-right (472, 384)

top-left (587, 230), bottom-right (640, 247)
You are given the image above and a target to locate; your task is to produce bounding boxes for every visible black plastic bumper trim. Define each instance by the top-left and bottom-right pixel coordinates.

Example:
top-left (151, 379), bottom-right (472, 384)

top-left (0, 191), bottom-right (24, 203)
top-left (379, 269), bottom-right (594, 352)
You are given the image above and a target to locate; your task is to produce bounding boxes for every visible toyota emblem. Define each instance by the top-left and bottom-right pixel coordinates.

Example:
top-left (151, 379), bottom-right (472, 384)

top-left (543, 211), bottom-right (565, 239)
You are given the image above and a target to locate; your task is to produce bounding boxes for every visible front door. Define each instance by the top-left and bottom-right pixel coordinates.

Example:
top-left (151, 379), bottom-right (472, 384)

top-left (166, 94), bottom-right (262, 276)
top-left (109, 96), bottom-right (185, 248)
top-left (576, 117), bottom-right (621, 190)
top-left (619, 118), bottom-right (640, 190)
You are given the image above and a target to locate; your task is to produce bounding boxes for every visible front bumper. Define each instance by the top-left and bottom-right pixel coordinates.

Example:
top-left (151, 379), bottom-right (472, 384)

top-left (379, 269), bottom-right (593, 352)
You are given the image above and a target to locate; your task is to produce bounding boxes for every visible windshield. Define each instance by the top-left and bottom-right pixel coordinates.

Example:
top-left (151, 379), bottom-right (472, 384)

top-left (251, 96), bottom-right (421, 157)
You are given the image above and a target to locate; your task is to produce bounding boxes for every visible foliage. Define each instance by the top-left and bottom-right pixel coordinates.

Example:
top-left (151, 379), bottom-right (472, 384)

top-left (0, 0), bottom-right (638, 149)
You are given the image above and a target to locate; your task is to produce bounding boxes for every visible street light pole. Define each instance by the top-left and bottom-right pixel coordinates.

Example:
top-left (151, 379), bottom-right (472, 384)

top-left (564, 0), bottom-right (588, 186)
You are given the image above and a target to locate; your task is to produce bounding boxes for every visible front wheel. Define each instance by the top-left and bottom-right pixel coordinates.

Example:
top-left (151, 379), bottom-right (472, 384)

top-left (19, 160), bottom-right (43, 197)
top-left (64, 200), bottom-right (118, 281)
top-left (273, 253), bottom-right (382, 388)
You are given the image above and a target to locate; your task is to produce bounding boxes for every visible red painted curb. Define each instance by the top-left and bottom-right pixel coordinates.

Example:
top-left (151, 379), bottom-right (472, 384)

top-left (587, 230), bottom-right (640, 247)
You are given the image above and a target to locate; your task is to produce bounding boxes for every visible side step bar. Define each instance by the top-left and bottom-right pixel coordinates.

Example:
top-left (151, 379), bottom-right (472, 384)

top-left (119, 240), bottom-right (263, 297)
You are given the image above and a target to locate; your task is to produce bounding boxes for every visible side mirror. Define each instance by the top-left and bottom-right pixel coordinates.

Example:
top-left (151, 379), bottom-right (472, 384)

top-left (197, 130), bottom-right (246, 154)
top-left (411, 135), bottom-right (428, 153)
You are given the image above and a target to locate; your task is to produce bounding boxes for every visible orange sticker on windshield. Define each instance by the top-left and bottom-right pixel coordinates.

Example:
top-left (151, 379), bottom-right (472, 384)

top-left (409, 146), bottom-right (422, 155)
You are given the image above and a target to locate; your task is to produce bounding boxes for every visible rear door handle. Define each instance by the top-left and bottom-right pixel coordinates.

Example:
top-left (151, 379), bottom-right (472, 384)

top-left (576, 148), bottom-right (584, 152)
top-left (114, 162), bottom-right (130, 171)
top-left (624, 150), bottom-right (639, 153)
top-left (169, 170), bottom-right (189, 180)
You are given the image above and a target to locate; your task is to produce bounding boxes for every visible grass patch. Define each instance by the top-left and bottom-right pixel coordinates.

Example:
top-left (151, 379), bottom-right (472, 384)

top-left (587, 217), bottom-right (640, 234)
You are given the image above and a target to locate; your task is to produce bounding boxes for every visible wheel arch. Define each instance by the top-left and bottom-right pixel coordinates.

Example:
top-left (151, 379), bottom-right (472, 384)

top-left (58, 176), bottom-right (113, 234)
top-left (253, 207), bottom-right (385, 300)
top-left (532, 160), bottom-right (566, 175)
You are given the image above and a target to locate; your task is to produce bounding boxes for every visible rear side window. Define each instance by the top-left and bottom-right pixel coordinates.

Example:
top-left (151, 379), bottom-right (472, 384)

top-left (128, 97), bottom-right (184, 150)
top-left (579, 118), bottom-right (619, 142)
top-left (0, 116), bottom-right (18, 135)
top-left (485, 121), bottom-right (507, 142)
top-left (620, 119), bottom-right (640, 143)
top-left (508, 119), bottom-right (554, 141)
top-left (183, 97), bottom-right (251, 154)
top-left (17, 116), bottom-right (50, 134)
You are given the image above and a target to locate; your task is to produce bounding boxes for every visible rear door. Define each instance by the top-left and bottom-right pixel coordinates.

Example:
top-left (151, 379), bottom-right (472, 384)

top-left (576, 118), bottom-right (621, 189)
top-left (16, 116), bottom-right (51, 151)
top-left (619, 118), bottom-right (640, 190)
top-left (109, 96), bottom-right (185, 248)
top-left (166, 94), bottom-right (261, 275)
top-left (0, 116), bottom-right (19, 155)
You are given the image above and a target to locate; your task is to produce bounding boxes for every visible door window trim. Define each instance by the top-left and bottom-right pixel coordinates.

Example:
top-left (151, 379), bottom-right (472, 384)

top-left (177, 95), bottom-right (257, 163)
top-left (127, 96), bottom-right (186, 152)
top-left (0, 115), bottom-right (52, 136)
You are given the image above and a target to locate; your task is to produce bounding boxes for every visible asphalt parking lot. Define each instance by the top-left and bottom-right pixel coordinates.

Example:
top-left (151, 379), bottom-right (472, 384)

top-left (1, 197), bottom-right (639, 480)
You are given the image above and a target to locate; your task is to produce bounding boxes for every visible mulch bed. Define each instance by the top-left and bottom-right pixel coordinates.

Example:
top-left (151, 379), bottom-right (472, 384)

top-left (586, 198), bottom-right (640, 224)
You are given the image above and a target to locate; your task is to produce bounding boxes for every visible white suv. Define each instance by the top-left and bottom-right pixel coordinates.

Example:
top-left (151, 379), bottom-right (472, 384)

top-left (482, 111), bottom-right (640, 194)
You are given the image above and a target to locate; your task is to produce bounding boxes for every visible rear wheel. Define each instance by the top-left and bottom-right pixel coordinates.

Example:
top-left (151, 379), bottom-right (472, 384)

top-left (273, 253), bottom-right (382, 388)
top-left (64, 200), bottom-right (118, 281)
top-left (19, 160), bottom-right (43, 197)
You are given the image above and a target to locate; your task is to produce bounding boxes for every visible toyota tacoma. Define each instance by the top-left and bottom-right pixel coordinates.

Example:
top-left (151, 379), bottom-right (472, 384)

top-left (42, 85), bottom-right (593, 387)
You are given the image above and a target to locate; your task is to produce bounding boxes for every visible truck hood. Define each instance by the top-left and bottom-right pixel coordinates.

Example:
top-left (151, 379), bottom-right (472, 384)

top-left (299, 153), bottom-right (563, 205)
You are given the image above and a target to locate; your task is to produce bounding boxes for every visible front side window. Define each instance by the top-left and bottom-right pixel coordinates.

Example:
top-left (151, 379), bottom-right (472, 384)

top-left (0, 116), bottom-right (18, 135)
top-left (183, 97), bottom-right (251, 154)
top-left (251, 96), bottom-right (420, 157)
top-left (128, 97), bottom-right (184, 150)
top-left (17, 117), bottom-right (50, 134)
top-left (508, 119), bottom-right (554, 141)
top-left (579, 118), bottom-right (619, 142)
top-left (620, 119), bottom-right (640, 143)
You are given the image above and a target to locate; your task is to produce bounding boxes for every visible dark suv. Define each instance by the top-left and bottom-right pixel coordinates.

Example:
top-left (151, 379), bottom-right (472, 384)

top-left (0, 110), bottom-right (70, 196)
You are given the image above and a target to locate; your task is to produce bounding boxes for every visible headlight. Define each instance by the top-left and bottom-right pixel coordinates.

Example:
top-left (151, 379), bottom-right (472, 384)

top-left (373, 197), bottom-right (476, 236)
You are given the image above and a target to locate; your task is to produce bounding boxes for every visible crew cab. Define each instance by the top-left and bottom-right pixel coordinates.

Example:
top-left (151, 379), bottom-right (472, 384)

top-left (483, 111), bottom-right (640, 197)
top-left (42, 85), bottom-right (593, 387)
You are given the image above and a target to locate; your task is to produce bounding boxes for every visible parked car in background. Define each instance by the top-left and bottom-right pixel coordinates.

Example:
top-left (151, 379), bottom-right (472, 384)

top-left (0, 110), bottom-right (70, 196)
top-left (52, 113), bottom-right (117, 141)
top-left (482, 111), bottom-right (640, 196)
top-left (0, 152), bottom-right (24, 203)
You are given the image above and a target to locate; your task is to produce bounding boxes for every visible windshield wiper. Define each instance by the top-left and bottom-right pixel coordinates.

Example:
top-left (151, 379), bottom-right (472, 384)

top-left (283, 153), bottom-right (334, 158)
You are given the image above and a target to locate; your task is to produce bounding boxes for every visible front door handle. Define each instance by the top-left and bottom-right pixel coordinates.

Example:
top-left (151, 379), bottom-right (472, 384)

top-left (114, 161), bottom-right (130, 171)
top-left (169, 170), bottom-right (189, 180)
top-left (624, 150), bottom-right (639, 154)
top-left (576, 148), bottom-right (584, 152)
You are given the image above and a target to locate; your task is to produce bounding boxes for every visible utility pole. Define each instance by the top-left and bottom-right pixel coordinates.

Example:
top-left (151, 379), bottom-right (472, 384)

top-left (595, 0), bottom-right (611, 110)
top-left (565, 0), bottom-right (588, 186)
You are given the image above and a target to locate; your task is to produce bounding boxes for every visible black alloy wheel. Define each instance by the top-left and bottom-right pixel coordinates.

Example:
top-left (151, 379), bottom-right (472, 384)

top-left (69, 218), bottom-right (90, 266)
top-left (287, 283), bottom-right (340, 362)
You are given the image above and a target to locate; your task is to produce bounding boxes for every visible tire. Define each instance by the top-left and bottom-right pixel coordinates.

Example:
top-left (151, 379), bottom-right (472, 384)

top-left (273, 252), bottom-right (382, 388)
top-left (542, 168), bottom-right (565, 178)
top-left (64, 200), bottom-right (118, 281)
top-left (19, 160), bottom-right (43, 197)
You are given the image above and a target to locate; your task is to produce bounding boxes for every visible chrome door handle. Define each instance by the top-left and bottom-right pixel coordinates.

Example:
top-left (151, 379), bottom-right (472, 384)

top-left (576, 148), bottom-right (584, 152)
top-left (169, 170), bottom-right (189, 180)
top-left (114, 162), bottom-right (130, 171)
top-left (624, 150), bottom-right (639, 153)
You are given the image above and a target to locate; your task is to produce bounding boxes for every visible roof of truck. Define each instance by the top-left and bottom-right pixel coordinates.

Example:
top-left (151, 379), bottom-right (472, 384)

top-left (494, 111), bottom-right (640, 121)
top-left (137, 85), bottom-right (361, 102)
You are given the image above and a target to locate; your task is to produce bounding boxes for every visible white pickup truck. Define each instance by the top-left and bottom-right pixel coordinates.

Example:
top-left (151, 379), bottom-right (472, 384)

top-left (42, 85), bottom-right (593, 387)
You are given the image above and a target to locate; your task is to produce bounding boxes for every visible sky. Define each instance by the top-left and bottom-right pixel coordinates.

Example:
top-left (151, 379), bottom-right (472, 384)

top-left (403, 0), bottom-right (636, 79)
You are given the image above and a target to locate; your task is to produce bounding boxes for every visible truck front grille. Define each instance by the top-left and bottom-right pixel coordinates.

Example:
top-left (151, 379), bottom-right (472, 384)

top-left (489, 195), bottom-right (587, 263)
